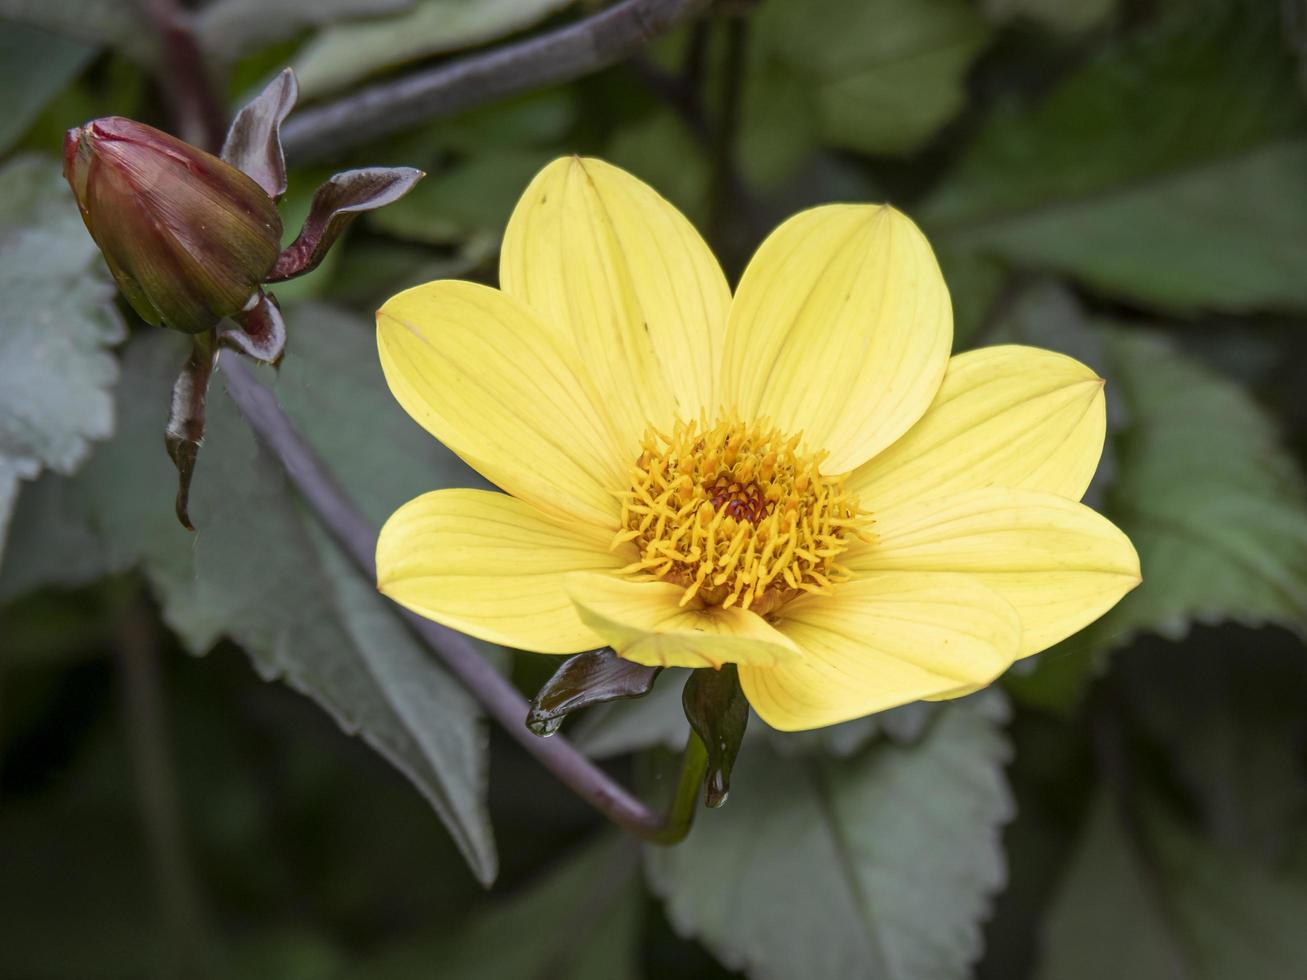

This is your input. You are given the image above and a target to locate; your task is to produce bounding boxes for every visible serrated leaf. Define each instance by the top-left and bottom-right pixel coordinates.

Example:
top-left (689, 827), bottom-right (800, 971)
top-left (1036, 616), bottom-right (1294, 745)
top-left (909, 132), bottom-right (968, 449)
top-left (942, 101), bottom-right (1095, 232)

top-left (0, 156), bottom-right (124, 559)
top-left (924, 1), bottom-right (1307, 312)
top-left (1038, 793), bottom-right (1307, 980)
top-left (749, 0), bottom-right (991, 161)
top-left (1093, 327), bottom-right (1307, 646)
top-left (647, 694), bottom-right (1013, 980)
top-left (0, 23), bottom-right (94, 155)
top-left (291, 0), bottom-right (575, 100)
top-left (0, 308), bottom-right (498, 883)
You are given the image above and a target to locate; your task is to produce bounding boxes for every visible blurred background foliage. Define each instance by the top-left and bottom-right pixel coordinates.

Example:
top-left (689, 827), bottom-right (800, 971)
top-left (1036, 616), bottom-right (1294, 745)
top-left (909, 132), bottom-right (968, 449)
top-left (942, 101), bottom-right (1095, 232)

top-left (3, 0), bottom-right (1307, 977)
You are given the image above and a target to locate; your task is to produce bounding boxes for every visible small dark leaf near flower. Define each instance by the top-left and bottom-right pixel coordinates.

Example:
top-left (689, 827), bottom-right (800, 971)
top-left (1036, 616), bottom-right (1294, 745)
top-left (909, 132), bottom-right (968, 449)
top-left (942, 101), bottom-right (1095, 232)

top-left (220, 69), bottom-right (298, 201)
top-left (219, 289), bottom-right (287, 366)
top-left (527, 647), bottom-right (662, 736)
top-left (165, 333), bottom-right (217, 531)
top-left (682, 664), bottom-right (748, 808)
top-left (269, 166), bottom-right (424, 281)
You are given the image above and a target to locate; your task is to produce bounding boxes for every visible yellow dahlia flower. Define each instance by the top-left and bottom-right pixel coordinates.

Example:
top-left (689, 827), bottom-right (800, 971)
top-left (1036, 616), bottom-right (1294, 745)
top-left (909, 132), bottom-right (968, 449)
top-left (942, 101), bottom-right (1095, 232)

top-left (374, 157), bottom-right (1141, 732)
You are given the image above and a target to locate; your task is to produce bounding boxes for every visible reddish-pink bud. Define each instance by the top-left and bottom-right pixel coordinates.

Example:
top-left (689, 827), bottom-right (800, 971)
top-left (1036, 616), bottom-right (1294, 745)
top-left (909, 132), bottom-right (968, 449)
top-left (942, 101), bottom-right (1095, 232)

top-left (63, 117), bottom-right (282, 334)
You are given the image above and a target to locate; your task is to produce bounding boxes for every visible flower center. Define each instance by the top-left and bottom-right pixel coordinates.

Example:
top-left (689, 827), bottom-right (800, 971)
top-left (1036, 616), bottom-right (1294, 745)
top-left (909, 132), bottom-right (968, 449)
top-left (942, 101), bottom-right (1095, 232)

top-left (613, 416), bottom-right (869, 616)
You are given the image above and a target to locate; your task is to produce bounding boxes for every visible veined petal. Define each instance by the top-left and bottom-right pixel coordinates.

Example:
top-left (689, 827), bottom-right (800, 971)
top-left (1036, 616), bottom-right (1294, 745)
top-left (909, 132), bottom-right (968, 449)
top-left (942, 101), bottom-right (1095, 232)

top-left (564, 572), bottom-right (799, 670)
top-left (849, 345), bottom-right (1106, 509)
top-left (377, 279), bottom-right (624, 529)
top-left (720, 204), bottom-right (951, 474)
top-left (739, 572), bottom-right (1020, 732)
top-left (500, 156), bottom-right (731, 450)
top-left (849, 487), bottom-right (1141, 657)
top-left (377, 489), bottom-right (622, 654)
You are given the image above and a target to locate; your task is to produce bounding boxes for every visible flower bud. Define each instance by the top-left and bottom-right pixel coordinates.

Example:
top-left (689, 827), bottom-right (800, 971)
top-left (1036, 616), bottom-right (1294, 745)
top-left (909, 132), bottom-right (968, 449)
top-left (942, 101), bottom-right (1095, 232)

top-left (63, 117), bottom-right (282, 334)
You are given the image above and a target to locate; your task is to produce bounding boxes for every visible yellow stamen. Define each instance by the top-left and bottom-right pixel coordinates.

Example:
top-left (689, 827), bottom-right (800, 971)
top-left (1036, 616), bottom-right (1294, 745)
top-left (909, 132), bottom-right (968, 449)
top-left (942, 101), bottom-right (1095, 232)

top-left (618, 415), bottom-right (869, 616)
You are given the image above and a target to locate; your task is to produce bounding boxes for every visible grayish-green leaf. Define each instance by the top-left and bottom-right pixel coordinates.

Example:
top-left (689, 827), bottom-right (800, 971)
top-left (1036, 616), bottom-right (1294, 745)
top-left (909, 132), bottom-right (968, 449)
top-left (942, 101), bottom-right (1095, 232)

top-left (292, 0), bottom-right (575, 99)
top-left (647, 694), bottom-right (1013, 980)
top-left (0, 23), bottom-right (94, 155)
top-left (924, 2), bottom-right (1307, 312)
top-left (1039, 794), bottom-right (1307, 980)
top-left (0, 156), bottom-right (123, 558)
top-left (0, 309), bottom-right (498, 883)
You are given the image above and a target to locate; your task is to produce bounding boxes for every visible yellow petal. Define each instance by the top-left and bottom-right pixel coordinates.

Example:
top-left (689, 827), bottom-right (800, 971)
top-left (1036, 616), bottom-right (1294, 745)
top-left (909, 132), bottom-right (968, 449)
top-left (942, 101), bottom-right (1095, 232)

top-left (377, 278), bottom-right (624, 529)
top-left (849, 345), bottom-right (1106, 509)
top-left (500, 156), bottom-right (731, 450)
top-left (739, 572), bottom-right (1020, 732)
top-left (563, 572), bottom-right (799, 669)
top-left (376, 489), bottom-right (623, 654)
top-left (850, 488), bottom-right (1141, 657)
top-left (720, 204), bottom-right (952, 474)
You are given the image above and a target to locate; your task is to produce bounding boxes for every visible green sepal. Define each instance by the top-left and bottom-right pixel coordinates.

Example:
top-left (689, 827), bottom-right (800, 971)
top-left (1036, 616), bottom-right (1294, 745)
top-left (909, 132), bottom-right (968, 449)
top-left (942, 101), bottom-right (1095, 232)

top-left (682, 664), bottom-right (748, 808)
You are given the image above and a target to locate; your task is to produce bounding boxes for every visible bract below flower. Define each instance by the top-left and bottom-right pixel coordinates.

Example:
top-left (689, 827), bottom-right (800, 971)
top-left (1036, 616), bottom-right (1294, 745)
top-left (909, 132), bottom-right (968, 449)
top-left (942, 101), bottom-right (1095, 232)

top-left (374, 156), bottom-right (1141, 732)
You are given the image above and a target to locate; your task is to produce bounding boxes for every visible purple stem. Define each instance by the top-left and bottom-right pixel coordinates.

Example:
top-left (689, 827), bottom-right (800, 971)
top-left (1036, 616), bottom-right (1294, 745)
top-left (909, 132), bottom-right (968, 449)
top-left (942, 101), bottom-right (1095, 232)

top-left (218, 355), bottom-right (667, 839)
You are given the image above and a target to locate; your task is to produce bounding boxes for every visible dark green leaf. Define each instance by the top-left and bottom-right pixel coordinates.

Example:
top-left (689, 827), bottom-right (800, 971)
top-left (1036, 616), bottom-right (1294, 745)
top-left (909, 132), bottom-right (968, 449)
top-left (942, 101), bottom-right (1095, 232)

top-left (749, 0), bottom-right (991, 162)
top-left (1120, 636), bottom-right (1307, 862)
top-left (0, 23), bottom-right (94, 155)
top-left (682, 664), bottom-right (748, 807)
top-left (647, 694), bottom-right (1013, 980)
top-left (1038, 793), bottom-right (1307, 980)
top-left (363, 836), bottom-right (643, 980)
top-left (527, 648), bottom-right (662, 737)
top-left (924, 2), bottom-right (1307, 312)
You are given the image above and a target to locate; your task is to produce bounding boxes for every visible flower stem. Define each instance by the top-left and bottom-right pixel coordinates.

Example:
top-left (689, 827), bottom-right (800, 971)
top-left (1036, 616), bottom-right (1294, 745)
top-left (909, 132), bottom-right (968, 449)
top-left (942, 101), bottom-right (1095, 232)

top-left (219, 354), bottom-right (694, 842)
top-left (652, 732), bottom-right (710, 845)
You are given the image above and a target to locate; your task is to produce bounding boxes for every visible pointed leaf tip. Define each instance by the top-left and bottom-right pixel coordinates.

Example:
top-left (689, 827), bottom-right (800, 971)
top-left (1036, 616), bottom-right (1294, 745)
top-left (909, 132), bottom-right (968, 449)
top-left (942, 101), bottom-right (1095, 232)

top-left (526, 648), bottom-right (662, 736)
top-left (269, 166), bottom-right (424, 282)
top-left (164, 336), bottom-right (216, 531)
top-left (222, 68), bottom-right (298, 200)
